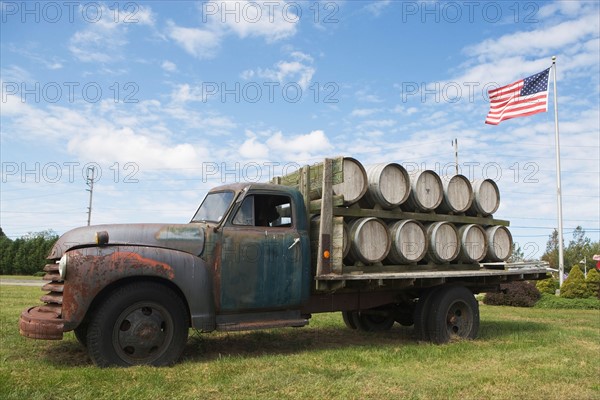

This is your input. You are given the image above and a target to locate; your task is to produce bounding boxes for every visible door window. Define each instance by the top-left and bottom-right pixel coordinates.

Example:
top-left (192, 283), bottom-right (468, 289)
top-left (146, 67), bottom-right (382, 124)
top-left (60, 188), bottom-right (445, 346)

top-left (232, 194), bottom-right (293, 228)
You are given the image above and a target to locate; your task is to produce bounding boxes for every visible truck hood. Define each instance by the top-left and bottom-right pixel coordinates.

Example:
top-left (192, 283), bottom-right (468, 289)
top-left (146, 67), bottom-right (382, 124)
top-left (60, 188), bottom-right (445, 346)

top-left (48, 223), bottom-right (205, 259)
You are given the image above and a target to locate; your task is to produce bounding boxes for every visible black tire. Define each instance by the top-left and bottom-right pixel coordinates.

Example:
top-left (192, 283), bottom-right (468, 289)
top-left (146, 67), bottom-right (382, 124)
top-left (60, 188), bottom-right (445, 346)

top-left (426, 286), bottom-right (479, 344)
top-left (413, 287), bottom-right (442, 341)
top-left (74, 322), bottom-right (88, 348)
top-left (86, 282), bottom-right (189, 367)
top-left (342, 311), bottom-right (358, 329)
top-left (352, 309), bottom-right (395, 332)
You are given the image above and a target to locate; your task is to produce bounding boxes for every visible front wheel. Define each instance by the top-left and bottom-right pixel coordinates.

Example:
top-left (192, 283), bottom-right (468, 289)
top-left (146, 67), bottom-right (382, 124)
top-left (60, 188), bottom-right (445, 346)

top-left (86, 282), bottom-right (189, 367)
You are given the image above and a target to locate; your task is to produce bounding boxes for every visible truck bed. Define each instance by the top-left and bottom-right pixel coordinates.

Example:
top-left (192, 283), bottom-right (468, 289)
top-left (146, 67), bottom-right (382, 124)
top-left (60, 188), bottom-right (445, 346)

top-left (314, 262), bottom-right (549, 293)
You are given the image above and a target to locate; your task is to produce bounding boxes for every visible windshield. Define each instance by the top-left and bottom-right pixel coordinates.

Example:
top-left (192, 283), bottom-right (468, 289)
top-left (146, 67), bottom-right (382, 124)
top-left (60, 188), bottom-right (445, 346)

top-left (191, 191), bottom-right (235, 223)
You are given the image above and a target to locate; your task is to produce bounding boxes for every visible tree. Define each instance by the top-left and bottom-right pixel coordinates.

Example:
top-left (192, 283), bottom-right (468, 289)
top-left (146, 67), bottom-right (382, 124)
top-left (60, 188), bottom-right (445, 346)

top-left (0, 229), bottom-right (59, 275)
top-left (560, 265), bottom-right (588, 299)
top-left (541, 229), bottom-right (559, 270)
top-left (585, 268), bottom-right (600, 299)
top-left (542, 227), bottom-right (599, 274)
top-left (536, 277), bottom-right (559, 295)
top-left (509, 244), bottom-right (525, 263)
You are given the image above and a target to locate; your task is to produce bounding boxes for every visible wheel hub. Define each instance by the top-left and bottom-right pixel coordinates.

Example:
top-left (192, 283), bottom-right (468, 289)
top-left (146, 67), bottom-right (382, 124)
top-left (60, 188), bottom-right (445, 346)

top-left (115, 304), bottom-right (170, 361)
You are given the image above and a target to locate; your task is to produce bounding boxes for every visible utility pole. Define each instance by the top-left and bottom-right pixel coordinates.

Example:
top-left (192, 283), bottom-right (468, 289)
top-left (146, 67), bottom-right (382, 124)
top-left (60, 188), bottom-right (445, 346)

top-left (86, 166), bottom-right (95, 226)
top-left (453, 138), bottom-right (458, 175)
top-left (579, 256), bottom-right (587, 278)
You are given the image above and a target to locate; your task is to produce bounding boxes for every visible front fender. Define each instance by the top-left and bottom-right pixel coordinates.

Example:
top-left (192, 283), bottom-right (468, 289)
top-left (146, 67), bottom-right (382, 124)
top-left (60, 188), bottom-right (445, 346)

top-left (62, 245), bottom-right (215, 332)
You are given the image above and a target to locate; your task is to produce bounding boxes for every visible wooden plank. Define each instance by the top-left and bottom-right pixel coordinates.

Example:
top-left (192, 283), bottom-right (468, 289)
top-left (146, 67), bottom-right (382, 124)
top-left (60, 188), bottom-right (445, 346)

top-left (332, 217), bottom-right (344, 274)
top-left (333, 207), bottom-right (509, 226)
top-left (316, 158), bottom-right (334, 277)
top-left (314, 266), bottom-right (549, 281)
top-left (309, 195), bottom-right (344, 213)
top-left (342, 263), bottom-right (480, 275)
top-left (275, 157), bottom-right (344, 192)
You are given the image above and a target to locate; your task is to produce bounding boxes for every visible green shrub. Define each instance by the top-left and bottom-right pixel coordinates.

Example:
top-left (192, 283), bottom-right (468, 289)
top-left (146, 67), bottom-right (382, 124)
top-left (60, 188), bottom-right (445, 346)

top-left (585, 268), bottom-right (600, 299)
top-left (534, 293), bottom-right (600, 310)
top-left (483, 281), bottom-right (541, 307)
top-left (560, 265), bottom-right (588, 299)
top-left (536, 277), bottom-right (559, 295)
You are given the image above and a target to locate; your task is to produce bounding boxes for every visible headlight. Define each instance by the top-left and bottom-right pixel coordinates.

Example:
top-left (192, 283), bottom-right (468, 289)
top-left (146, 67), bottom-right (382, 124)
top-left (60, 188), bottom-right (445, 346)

top-left (58, 253), bottom-right (68, 280)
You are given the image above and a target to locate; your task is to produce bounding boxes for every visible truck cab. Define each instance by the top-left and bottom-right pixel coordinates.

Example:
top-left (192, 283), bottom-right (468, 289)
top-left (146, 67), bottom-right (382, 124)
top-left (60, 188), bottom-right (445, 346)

top-left (193, 184), bottom-right (312, 325)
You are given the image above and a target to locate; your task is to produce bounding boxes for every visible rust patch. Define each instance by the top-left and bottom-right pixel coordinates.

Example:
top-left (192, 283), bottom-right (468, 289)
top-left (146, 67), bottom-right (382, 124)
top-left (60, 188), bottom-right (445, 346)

top-left (60, 248), bottom-right (176, 329)
top-left (19, 307), bottom-right (64, 340)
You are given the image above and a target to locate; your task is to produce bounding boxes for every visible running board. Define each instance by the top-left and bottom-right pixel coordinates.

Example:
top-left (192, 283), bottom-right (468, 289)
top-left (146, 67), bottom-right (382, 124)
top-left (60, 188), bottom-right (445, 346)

top-left (217, 318), bottom-right (309, 332)
top-left (216, 310), bottom-right (309, 332)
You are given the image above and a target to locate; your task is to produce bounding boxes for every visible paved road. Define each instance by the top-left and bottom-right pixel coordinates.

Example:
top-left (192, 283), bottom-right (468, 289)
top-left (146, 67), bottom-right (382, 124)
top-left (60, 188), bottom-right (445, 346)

top-left (0, 279), bottom-right (45, 287)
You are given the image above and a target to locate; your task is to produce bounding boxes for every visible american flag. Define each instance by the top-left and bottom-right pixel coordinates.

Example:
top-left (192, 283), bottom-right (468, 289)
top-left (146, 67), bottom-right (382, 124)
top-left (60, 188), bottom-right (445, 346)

top-left (485, 68), bottom-right (550, 125)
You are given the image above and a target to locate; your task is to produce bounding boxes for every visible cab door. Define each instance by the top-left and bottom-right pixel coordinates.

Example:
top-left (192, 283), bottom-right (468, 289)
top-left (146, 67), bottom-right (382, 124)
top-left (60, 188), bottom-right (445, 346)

top-left (219, 193), bottom-right (304, 312)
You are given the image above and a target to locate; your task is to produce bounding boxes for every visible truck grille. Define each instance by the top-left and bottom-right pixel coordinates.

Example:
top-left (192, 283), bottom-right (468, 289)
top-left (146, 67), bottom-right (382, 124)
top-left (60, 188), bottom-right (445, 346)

top-left (39, 262), bottom-right (64, 316)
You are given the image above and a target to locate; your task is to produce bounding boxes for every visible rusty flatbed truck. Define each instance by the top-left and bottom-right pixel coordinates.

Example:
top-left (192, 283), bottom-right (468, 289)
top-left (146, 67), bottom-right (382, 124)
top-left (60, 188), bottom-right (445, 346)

top-left (19, 157), bottom-right (549, 367)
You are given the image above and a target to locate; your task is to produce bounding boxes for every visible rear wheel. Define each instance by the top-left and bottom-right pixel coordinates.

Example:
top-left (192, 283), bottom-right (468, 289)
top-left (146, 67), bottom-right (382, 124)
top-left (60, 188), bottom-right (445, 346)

top-left (86, 282), bottom-right (189, 367)
top-left (426, 286), bottom-right (479, 344)
top-left (413, 287), bottom-right (442, 341)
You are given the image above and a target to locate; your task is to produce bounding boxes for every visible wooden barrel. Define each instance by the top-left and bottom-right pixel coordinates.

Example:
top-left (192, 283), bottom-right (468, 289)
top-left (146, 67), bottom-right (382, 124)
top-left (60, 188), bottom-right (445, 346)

top-left (425, 222), bottom-right (459, 263)
top-left (403, 170), bottom-right (443, 212)
top-left (342, 221), bottom-right (350, 258)
top-left (457, 224), bottom-right (487, 263)
top-left (345, 217), bottom-right (391, 264)
top-left (469, 179), bottom-right (500, 216)
top-left (332, 157), bottom-right (368, 205)
top-left (437, 175), bottom-right (474, 214)
top-left (485, 225), bottom-right (513, 262)
top-left (362, 163), bottom-right (410, 209)
top-left (386, 220), bottom-right (427, 264)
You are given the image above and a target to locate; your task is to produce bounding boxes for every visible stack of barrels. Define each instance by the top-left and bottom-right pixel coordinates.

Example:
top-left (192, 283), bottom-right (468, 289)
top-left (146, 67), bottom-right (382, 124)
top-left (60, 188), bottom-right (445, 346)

top-left (316, 157), bottom-right (513, 266)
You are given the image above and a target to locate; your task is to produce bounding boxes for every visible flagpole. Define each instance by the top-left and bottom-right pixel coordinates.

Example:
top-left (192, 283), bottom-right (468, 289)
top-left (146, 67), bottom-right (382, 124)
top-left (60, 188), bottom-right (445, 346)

top-left (552, 55), bottom-right (565, 287)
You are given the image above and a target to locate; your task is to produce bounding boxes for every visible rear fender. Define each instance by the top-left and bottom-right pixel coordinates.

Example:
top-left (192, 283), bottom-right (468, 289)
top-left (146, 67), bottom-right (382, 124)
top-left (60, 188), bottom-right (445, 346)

top-left (63, 245), bottom-right (215, 331)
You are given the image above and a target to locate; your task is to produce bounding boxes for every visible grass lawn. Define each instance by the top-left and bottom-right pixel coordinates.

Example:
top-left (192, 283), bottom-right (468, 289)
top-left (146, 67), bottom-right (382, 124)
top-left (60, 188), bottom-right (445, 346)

top-left (1, 285), bottom-right (598, 400)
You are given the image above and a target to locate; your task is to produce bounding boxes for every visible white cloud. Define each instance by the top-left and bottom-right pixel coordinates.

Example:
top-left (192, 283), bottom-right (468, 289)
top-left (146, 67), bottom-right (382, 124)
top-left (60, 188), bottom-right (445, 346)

top-left (391, 105), bottom-right (418, 115)
top-left (464, 14), bottom-right (599, 61)
top-left (68, 4), bottom-right (155, 63)
top-left (168, 1), bottom-right (299, 59)
top-left (166, 22), bottom-right (222, 59)
top-left (233, 129), bottom-right (333, 160)
top-left (355, 89), bottom-right (383, 103)
top-left (351, 108), bottom-right (381, 117)
top-left (240, 132), bottom-right (270, 159)
top-left (359, 119), bottom-right (396, 128)
top-left (169, 84), bottom-right (206, 103)
top-left (244, 51), bottom-right (316, 90)
top-left (161, 60), bottom-right (177, 72)
top-left (266, 130), bottom-right (332, 156)
top-left (365, 0), bottom-right (392, 16)
top-left (207, 0), bottom-right (298, 42)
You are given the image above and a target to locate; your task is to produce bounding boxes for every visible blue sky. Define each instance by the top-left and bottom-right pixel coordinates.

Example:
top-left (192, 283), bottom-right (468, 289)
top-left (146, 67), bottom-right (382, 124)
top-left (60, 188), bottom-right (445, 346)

top-left (1, 0), bottom-right (599, 258)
